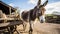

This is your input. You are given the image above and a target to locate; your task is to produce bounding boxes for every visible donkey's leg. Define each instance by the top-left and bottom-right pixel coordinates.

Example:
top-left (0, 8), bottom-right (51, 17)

top-left (29, 21), bottom-right (33, 34)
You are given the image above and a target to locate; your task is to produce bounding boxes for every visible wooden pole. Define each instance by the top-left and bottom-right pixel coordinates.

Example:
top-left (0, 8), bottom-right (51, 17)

top-left (9, 6), bottom-right (11, 15)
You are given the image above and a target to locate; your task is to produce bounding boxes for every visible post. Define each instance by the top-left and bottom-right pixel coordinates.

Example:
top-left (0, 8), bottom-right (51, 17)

top-left (9, 6), bottom-right (11, 15)
top-left (15, 9), bottom-right (17, 14)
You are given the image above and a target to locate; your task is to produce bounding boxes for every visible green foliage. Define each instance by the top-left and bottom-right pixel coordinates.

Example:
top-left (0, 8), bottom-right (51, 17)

top-left (45, 14), bottom-right (53, 16)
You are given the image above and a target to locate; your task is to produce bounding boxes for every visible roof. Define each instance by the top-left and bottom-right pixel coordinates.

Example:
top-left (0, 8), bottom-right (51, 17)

top-left (0, 1), bottom-right (17, 14)
top-left (0, 1), bottom-right (16, 10)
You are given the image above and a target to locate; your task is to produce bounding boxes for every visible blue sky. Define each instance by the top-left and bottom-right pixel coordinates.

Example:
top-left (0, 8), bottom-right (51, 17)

top-left (1, 0), bottom-right (60, 9)
top-left (1, 0), bottom-right (60, 14)
top-left (1, 0), bottom-right (35, 10)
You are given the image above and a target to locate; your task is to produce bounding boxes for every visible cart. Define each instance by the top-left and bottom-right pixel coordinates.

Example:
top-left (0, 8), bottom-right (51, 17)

top-left (0, 18), bottom-right (23, 34)
top-left (0, 10), bottom-right (23, 34)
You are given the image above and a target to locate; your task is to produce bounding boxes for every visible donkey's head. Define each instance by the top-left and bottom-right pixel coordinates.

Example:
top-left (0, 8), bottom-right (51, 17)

top-left (34, 0), bottom-right (48, 17)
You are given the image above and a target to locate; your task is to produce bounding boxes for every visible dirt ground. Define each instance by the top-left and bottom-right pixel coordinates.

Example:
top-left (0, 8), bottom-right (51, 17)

top-left (16, 19), bottom-right (60, 34)
top-left (1, 19), bottom-right (60, 34)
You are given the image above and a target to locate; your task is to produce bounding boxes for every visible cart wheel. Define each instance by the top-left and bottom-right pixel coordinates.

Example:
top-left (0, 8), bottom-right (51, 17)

top-left (7, 27), bottom-right (13, 34)
top-left (14, 25), bottom-right (21, 34)
top-left (7, 25), bottom-right (20, 34)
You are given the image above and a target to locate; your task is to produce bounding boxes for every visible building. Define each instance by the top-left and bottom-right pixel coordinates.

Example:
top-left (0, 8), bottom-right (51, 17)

top-left (0, 1), bottom-right (16, 15)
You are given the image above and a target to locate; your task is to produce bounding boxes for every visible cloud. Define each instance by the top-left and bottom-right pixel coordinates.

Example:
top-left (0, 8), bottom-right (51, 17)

top-left (28, 0), bottom-right (47, 5)
top-left (28, 0), bottom-right (37, 5)
top-left (45, 2), bottom-right (60, 14)
top-left (9, 3), bottom-right (15, 7)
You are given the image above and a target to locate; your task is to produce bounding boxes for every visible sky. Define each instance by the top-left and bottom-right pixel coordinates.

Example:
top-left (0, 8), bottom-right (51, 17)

top-left (1, 0), bottom-right (60, 14)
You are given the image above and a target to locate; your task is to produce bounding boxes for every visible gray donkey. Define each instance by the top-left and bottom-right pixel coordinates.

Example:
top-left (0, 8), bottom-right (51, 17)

top-left (21, 0), bottom-right (48, 34)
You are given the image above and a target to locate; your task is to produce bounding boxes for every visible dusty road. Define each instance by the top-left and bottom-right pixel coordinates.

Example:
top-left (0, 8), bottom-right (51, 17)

top-left (16, 19), bottom-right (60, 34)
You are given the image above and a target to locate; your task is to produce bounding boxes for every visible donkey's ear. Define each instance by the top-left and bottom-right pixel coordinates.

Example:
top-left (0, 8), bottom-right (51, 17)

top-left (42, 0), bottom-right (48, 7)
top-left (37, 0), bottom-right (41, 8)
top-left (37, 0), bottom-right (41, 6)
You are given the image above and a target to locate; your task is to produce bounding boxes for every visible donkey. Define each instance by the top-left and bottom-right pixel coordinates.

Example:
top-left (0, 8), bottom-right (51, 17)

top-left (21, 0), bottom-right (48, 34)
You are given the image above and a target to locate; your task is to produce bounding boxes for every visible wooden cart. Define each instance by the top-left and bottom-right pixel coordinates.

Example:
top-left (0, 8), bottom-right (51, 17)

top-left (0, 1), bottom-right (24, 34)
top-left (0, 18), bottom-right (23, 34)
